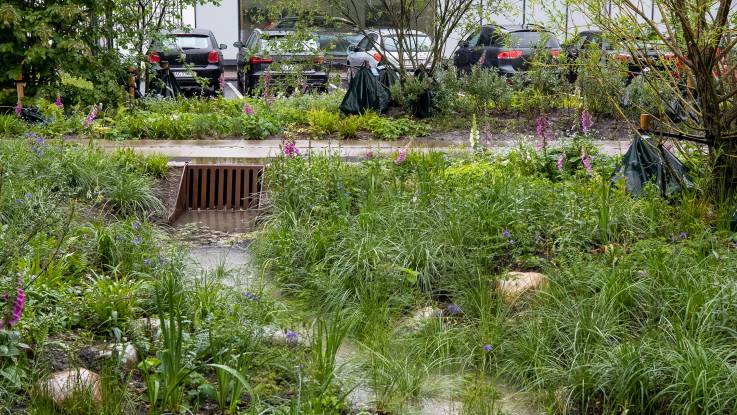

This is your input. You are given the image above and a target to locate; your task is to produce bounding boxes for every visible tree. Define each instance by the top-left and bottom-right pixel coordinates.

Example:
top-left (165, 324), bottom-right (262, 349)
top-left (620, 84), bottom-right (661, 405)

top-left (572, 0), bottom-right (737, 195)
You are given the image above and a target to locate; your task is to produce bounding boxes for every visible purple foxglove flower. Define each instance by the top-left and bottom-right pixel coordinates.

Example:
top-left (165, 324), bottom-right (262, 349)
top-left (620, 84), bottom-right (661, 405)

top-left (55, 96), bottom-right (63, 109)
top-left (242, 102), bottom-right (254, 116)
top-left (394, 148), bottom-right (407, 165)
top-left (15, 101), bottom-right (22, 117)
top-left (557, 153), bottom-right (565, 171)
top-left (483, 344), bottom-right (493, 352)
top-left (582, 156), bottom-right (593, 175)
top-left (84, 106), bottom-right (97, 128)
top-left (8, 287), bottom-right (25, 327)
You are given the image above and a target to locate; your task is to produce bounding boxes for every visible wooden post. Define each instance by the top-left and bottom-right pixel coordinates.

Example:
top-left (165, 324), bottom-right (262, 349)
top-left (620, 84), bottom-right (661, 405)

top-left (640, 113), bottom-right (651, 131)
top-left (127, 67), bottom-right (136, 101)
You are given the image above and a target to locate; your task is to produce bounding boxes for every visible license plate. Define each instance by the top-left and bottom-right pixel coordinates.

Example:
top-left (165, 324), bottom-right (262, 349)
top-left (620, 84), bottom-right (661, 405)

top-left (171, 71), bottom-right (188, 77)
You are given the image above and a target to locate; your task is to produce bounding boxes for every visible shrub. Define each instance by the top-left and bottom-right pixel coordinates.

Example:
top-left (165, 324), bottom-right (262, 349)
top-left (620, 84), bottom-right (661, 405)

top-left (338, 116), bottom-right (361, 139)
top-left (307, 109), bottom-right (340, 136)
top-left (461, 67), bottom-right (513, 111)
top-left (577, 49), bottom-right (628, 116)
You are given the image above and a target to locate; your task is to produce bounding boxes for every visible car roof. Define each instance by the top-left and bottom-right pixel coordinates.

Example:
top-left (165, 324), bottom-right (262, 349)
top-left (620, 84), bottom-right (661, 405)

top-left (482, 24), bottom-right (551, 33)
top-left (364, 28), bottom-right (430, 37)
top-left (166, 28), bottom-right (213, 36)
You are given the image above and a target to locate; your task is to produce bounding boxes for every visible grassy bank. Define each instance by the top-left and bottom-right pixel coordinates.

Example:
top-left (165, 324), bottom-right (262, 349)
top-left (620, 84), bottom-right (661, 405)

top-left (253, 142), bottom-right (737, 413)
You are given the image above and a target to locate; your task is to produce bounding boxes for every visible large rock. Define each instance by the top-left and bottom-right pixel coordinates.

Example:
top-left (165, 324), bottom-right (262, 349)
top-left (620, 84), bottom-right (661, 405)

top-left (43, 368), bottom-right (101, 405)
top-left (497, 272), bottom-right (548, 304)
top-left (260, 325), bottom-right (308, 346)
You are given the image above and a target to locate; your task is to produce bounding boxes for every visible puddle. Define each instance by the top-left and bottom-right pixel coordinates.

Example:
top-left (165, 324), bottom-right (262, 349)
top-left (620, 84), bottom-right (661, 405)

top-left (175, 210), bottom-right (260, 234)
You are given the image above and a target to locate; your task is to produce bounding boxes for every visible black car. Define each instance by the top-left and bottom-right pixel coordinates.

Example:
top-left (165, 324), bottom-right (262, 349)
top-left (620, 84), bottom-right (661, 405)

top-left (233, 29), bottom-right (330, 94)
top-left (565, 30), bottom-right (675, 82)
top-left (149, 28), bottom-right (227, 94)
top-left (453, 24), bottom-right (561, 75)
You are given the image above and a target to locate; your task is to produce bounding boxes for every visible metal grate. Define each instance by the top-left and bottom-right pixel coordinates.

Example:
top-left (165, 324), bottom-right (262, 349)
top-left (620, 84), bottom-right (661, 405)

top-left (168, 164), bottom-right (264, 225)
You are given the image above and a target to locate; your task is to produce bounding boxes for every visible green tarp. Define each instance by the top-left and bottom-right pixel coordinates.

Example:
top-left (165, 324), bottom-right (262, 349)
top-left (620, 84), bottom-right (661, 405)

top-left (613, 135), bottom-right (692, 197)
top-left (151, 69), bottom-right (181, 98)
top-left (340, 66), bottom-right (389, 115)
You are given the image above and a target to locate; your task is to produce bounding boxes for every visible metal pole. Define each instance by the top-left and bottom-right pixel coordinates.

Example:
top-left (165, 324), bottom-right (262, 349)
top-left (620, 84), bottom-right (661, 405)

top-left (522, 0), bottom-right (526, 25)
top-left (650, 0), bottom-right (655, 20)
top-left (565, 1), bottom-right (569, 41)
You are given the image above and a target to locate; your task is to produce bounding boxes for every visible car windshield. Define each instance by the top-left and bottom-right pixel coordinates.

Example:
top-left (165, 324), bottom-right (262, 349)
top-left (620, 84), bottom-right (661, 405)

top-left (382, 35), bottom-right (432, 52)
top-left (318, 33), bottom-right (363, 55)
top-left (163, 35), bottom-right (211, 50)
top-left (507, 31), bottom-right (559, 48)
top-left (261, 35), bottom-right (319, 54)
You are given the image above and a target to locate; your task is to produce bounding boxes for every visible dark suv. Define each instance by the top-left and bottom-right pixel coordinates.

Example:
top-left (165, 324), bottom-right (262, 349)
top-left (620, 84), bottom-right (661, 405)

top-left (234, 29), bottom-right (330, 94)
top-left (149, 28), bottom-right (226, 94)
top-left (453, 25), bottom-right (561, 75)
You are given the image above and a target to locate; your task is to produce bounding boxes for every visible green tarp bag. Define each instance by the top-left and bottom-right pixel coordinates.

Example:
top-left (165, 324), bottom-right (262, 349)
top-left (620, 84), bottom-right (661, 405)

top-left (613, 135), bottom-right (692, 197)
top-left (151, 69), bottom-right (181, 98)
top-left (340, 66), bottom-right (389, 115)
top-left (379, 67), bottom-right (399, 90)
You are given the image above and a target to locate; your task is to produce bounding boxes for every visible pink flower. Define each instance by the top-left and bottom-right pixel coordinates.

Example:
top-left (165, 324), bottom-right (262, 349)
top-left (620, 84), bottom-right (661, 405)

top-left (8, 287), bottom-right (24, 327)
top-left (535, 114), bottom-right (550, 151)
top-left (243, 102), bottom-right (254, 116)
top-left (366, 150), bottom-right (374, 159)
top-left (394, 148), bottom-right (407, 165)
top-left (54, 96), bottom-right (63, 109)
top-left (283, 139), bottom-right (300, 157)
top-left (15, 101), bottom-right (22, 117)
top-left (581, 109), bottom-right (593, 134)
top-left (84, 106), bottom-right (97, 128)
top-left (557, 153), bottom-right (565, 171)
top-left (581, 150), bottom-right (593, 175)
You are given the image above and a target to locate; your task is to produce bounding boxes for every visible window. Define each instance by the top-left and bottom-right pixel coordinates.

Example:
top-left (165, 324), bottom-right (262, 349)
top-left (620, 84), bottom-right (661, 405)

top-left (163, 35), bottom-right (211, 50)
top-left (382, 35), bottom-right (431, 52)
top-left (358, 33), bottom-right (377, 50)
top-left (465, 31), bottom-right (480, 48)
top-left (504, 31), bottom-right (560, 48)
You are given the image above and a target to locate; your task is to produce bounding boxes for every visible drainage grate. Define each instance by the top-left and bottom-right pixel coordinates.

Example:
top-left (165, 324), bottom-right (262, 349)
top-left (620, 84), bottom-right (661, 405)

top-left (168, 164), bottom-right (264, 225)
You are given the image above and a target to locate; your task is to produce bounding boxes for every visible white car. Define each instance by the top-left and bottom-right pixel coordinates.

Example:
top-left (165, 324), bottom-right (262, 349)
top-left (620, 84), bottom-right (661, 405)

top-left (346, 29), bottom-right (432, 76)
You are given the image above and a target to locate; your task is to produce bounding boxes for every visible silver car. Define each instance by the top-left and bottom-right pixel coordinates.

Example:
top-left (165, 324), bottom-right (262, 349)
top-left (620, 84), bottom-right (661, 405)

top-left (347, 29), bottom-right (432, 75)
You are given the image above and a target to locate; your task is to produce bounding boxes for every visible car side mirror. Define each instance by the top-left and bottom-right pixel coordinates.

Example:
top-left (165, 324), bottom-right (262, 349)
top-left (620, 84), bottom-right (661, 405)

top-left (219, 43), bottom-right (227, 50)
top-left (233, 41), bottom-right (243, 48)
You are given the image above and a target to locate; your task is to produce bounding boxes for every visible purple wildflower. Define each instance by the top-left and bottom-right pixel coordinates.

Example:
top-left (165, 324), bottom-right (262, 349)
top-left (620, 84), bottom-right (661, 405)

top-left (15, 199), bottom-right (23, 204)
top-left (679, 231), bottom-right (688, 239)
top-left (283, 139), bottom-right (301, 158)
top-left (557, 153), bottom-right (566, 172)
top-left (244, 291), bottom-right (259, 302)
top-left (15, 101), bottom-right (22, 117)
top-left (535, 114), bottom-right (550, 151)
top-left (502, 230), bottom-right (511, 239)
top-left (508, 239), bottom-right (514, 245)
top-left (366, 150), bottom-right (374, 159)
top-left (25, 193), bottom-right (31, 200)
top-left (447, 304), bottom-right (462, 315)
top-left (143, 258), bottom-right (152, 266)
top-left (132, 222), bottom-right (140, 230)
top-left (483, 344), bottom-right (494, 352)
top-left (242, 102), bottom-right (254, 116)
top-left (8, 286), bottom-right (25, 327)
top-left (285, 330), bottom-right (299, 344)
top-left (54, 96), bottom-right (63, 109)
top-left (132, 236), bottom-right (142, 246)
top-left (581, 150), bottom-right (593, 175)
top-left (581, 109), bottom-right (593, 134)
top-left (83, 106), bottom-right (97, 128)
top-left (394, 148), bottom-right (407, 165)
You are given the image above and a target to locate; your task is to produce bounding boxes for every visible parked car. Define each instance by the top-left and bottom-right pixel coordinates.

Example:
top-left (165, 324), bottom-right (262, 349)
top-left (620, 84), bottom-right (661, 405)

top-left (148, 28), bottom-right (226, 94)
top-left (564, 30), bottom-right (676, 82)
top-left (319, 32), bottom-right (364, 72)
top-left (234, 29), bottom-right (330, 94)
top-left (453, 24), bottom-right (561, 75)
top-left (346, 29), bottom-right (432, 76)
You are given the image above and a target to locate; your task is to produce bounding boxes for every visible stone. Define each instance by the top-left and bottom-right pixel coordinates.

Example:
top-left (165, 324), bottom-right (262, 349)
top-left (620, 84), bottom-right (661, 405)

top-left (260, 325), bottom-right (308, 346)
top-left (397, 305), bottom-right (443, 334)
top-left (43, 368), bottom-right (101, 405)
top-left (97, 343), bottom-right (139, 370)
top-left (131, 317), bottom-right (161, 340)
top-left (497, 272), bottom-right (548, 304)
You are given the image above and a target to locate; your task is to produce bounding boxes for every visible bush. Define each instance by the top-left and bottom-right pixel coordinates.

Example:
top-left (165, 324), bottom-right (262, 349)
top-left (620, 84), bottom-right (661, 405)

top-left (461, 67), bottom-right (513, 111)
top-left (577, 49), bottom-right (628, 116)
